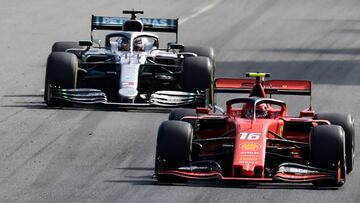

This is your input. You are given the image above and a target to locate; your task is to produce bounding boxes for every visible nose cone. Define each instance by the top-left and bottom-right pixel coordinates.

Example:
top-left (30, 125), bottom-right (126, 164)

top-left (119, 88), bottom-right (138, 99)
top-left (232, 118), bottom-right (268, 178)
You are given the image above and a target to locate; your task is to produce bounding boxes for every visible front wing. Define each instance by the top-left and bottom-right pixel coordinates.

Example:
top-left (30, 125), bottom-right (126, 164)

top-left (156, 162), bottom-right (342, 184)
top-left (45, 85), bottom-right (205, 108)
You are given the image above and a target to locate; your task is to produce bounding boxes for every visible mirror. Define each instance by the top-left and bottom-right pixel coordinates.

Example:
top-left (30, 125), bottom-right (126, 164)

top-left (168, 43), bottom-right (184, 50)
top-left (79, 40), bottom-right (93, 47)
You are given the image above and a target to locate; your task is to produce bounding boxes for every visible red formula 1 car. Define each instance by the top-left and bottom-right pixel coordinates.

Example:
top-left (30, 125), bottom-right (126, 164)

top-left (154, 73), bottom-right (355, 187)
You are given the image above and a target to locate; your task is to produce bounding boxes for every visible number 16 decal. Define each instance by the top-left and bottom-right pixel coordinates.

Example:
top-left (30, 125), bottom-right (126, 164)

top-left (239, 132), bottom-right (261, 140)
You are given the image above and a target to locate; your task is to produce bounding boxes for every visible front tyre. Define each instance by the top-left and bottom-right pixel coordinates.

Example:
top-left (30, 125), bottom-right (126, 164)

top-left (315, 113), bottom-right (355, 173)
top-left (310, 125), bottom-right (346, 187)
top-left (44, 52), bottom-right (78, 106)
top-left (155, 121), bottom-right (193, 182)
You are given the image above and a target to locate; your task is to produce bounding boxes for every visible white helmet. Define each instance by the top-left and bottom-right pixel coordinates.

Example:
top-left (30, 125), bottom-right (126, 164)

top-left (133, 38), bottom-right (144, 51)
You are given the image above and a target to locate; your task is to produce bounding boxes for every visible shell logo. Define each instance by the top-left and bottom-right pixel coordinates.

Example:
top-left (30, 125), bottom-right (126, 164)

top-left (240, 143), bottom-right (260, 151)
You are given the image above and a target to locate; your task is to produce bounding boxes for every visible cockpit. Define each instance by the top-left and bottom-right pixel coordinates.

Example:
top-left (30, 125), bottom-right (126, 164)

top-left (105, 32), bottom-right (159, 53)
top-left (226, 97), bottom-right (287, 119)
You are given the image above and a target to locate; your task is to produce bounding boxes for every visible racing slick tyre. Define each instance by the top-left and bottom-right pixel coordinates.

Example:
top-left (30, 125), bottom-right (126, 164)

top-left (169, 108), bottom-right (197, 129)
top-left (182, 56), bottom-right (212, 106)
top-left (51, 41), bottom-right (83, 52)
top-left (315, 113), bottom-right (355, 173)
top-left (169, 108), bottom-right (197, 120)
top-left (182, 46), bottom-right (215, 102)
top-left (183, 46), bottom-right (215, 62)
top-left (310, 125), bottom-right (346, 187)
top-left (155, 121), bottom-right (193, 182)
top-left (44, 52), bottom-right (78, 106)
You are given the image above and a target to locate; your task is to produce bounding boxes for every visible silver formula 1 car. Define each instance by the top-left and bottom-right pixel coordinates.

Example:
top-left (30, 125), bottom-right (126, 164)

top-left (44, 10), bottom-right (214, 108)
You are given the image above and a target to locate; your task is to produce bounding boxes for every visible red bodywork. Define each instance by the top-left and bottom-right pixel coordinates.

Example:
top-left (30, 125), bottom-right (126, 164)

top-left (158, 77), bottom-right (342, 184)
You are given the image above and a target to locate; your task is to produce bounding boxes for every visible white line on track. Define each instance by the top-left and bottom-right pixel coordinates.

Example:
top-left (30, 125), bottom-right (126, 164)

top-left (179, 0), bottom-right (222, 25)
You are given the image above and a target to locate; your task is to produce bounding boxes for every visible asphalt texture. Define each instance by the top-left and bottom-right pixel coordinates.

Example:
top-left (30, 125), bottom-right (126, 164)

top-left (1, 0), bottom-right (360, 202)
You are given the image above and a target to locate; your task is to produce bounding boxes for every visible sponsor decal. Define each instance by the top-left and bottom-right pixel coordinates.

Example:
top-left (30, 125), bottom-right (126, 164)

top-left (102, 17), bottom-right (127, 25)
top-left (94, 17), bottom-right (176, 28)
top-left (141, 18), bottom-right (176, 27)
top-left (240, 151), bottom-right (259, 155)
top-left (178, 166), bottom-right (209, 171)
top-left (240, 157), bottom-right (258, 161)
top-left (239, 157), bottom-right (258, 164)
top-left (239, 160), bottom-right (258, 164)
top-left (239, 143), bottom-right (260, 151)
top-left (93, 17), bottom-right (127, 25)
top-left (121, 82), bottom-right (135, 88)
top-left (278, 166), bottom-right (318, 174)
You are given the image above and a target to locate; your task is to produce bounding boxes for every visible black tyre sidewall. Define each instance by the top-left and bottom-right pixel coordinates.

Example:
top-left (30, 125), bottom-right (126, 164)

top-left (310, 125), bottom-right (346, 187)
top-left (315, 113), bottom-right (355, 173)
top-left (156, 121), bottom-right (193, 167)
top-left (44, 52), bottom-right (78, 104)
top-left (182, 56), bottom-right (212, 92)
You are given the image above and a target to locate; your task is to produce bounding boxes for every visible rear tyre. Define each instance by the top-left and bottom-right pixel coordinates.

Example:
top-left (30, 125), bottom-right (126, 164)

top-left (182, 47), bottom-right (215, 106)
top-left (182, 57), bottom-right (212, 107)
top-left (169, 108), bottom-right (197, 120)
top-left (315, 113), bottom-right (355, 173)
top-left (182, 46), bottom-right (215, 62)
top-left (155, 121), bottom-right (193, 182)
top-left (51, 41), bottom-right (83, 52)
top-left (44, 52), bottom-right (78, 106)
top-left (310, 125), bottom-right (346, 187)
top-left (182, 56), bottom-right (212, 92)
top-left (169, 108), bottom-right (197, 129)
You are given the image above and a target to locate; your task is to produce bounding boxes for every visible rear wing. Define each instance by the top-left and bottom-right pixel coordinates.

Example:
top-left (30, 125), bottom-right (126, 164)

top-left (214, 78), bottom-right (312, 109)
top-left (215, 78), bottom-right (312, 96)
top-left (91, 15), bottom-right (179, 41)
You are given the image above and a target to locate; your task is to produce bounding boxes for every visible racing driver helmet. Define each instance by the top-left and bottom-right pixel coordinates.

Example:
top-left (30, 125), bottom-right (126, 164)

top-left (243, 103), bottom-right (268, 119)
top-left (133, 38), bottom-right (144, 51)
top-left (119, 38), bottom-right (130, 51)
